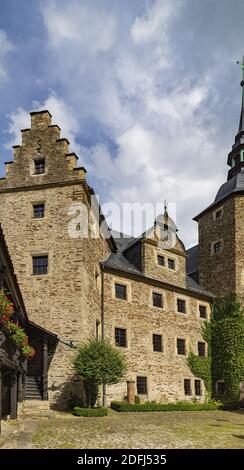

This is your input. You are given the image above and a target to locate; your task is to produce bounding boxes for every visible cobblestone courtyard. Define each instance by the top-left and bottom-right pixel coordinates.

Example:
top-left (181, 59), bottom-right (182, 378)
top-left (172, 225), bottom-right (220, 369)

top-left (1, 410), bottom-right (244, 449)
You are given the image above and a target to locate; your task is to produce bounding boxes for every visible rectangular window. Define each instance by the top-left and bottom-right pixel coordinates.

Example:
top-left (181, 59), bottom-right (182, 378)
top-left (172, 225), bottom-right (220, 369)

top-left (34, 159), bottom-right (45, 174)
top-left (153, 334), bottom-right (163, 352)
top-left (198, 342), bottom-right (206, 357)
top-left (152, 292), bottom-right (163, 308)
top-left (177, 338), bottom-right (186, 355)
top-left (137, 376), bottom-right (147, 395)
top-left (184, 379), bottom-right (191, 396)
top-left (199, 305), bottom-right (207, 319)
top-left (115, 283), bottom-right (127, 300)
top-left (157, 255), bottom-right (165, 267)
top-left (115, 328), bottom-right (127, 348)
top-left (168, 258), bottom-right (175, 270)
top-left (195, 380), bottom-right (202, 396)
top-left (216, 382), bottom-right (225, 396)
top-left (177, 298), bottom-right (186, 313)
top-left (213, 241), bottom-right (222, 254)
top-left (33, 203), bottom-right (45, 219)
top-left (32, 255), bottom-right (48, 275)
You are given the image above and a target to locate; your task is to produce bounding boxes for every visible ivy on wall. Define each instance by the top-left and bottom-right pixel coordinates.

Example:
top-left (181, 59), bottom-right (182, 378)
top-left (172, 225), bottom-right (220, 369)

top-left (188, 322), bottom-right (212, 396)
top-left (188, 294), bottom-right (244, 401)
top-left (211, 294), bottom-right (244, 401)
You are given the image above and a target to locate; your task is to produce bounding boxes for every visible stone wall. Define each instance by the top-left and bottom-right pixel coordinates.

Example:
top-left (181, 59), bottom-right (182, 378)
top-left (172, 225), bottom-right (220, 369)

top-left (0, 111), bottom-right (111, 408)
top-left (198, 198), bottom-right (236, 297)
top-left (235, 196), bottom-right (244, 301)
top-left (103, 270), bottom-right (210, 404)
top-left (0, 108), bottom-right (237, 409)
top-left (142, 239), bottom-right (187, 289)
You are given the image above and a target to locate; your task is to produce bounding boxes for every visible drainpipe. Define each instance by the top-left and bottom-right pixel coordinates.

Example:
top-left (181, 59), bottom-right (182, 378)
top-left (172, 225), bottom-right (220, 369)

top-left (101, 266), bottom-right (106, 407)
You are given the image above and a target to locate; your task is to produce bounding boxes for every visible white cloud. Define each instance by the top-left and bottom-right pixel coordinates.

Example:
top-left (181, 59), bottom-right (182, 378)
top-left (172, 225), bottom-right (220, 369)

top-left (82, 114), bottom-right (225, 246)
top-left (0, 30), bottom-right (13, 85)
top-left (39, 0), bottom-right (228, 246)
top-left (2, 0), bottom-right (229, 247)
top-left (131, 0), bottom-right (180, 44)
top-left (42, 1), bottom-right (117, 52)
top-left (5, 93), bottom-right (81, 153)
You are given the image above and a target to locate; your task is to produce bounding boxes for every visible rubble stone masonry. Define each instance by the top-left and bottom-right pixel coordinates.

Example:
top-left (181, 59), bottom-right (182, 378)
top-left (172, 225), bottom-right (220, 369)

top-left (0, 110), bottom-right (219, 407)
top-left (0, 111), bottom-right (110, 407)
top-left (198, 195), bottom-right (244, 301)
top-left (103, 270), bottom-right (210, 403)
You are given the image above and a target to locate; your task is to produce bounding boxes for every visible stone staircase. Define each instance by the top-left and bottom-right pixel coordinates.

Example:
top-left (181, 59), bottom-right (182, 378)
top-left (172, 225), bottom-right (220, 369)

top-left (25, 375), bottom-right (43, 400)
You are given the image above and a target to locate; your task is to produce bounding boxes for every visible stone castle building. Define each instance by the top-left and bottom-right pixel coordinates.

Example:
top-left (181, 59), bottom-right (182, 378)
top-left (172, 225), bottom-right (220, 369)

top-left (0, 78), bottom-right (243, 409)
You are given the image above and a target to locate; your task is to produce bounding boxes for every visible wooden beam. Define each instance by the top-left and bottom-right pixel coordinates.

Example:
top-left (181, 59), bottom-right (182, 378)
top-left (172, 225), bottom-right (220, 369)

top-left (0, 370), bottom-right (2, 434)
top-left (17, 373), bottom-right (23, 403)
top-left (43, 335), bottom-right (48, 400)
top-left (10, 370), bottom-right (17, 419)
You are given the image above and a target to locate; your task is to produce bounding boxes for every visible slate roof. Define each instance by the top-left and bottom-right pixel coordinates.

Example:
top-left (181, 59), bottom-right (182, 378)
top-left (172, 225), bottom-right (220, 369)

top-left (103, 232), bottom-right (213, 299)
top-left (194, 168), bottom-right (244, 220)
top-left (186, 244), bottom-right (199, 275)
top-left (111, 230), bottom-right (136, 252)
top-left (214, 167), bottom-right (244, 203)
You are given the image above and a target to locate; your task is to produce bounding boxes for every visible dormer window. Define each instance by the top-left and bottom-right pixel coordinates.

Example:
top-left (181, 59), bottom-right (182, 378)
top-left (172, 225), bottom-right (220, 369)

top-left (168, 258), bottom-right (175, 270)
top-left (157, 255), bottom-right (165, 267)
top-left (34, 158), bottom-right (45, 174)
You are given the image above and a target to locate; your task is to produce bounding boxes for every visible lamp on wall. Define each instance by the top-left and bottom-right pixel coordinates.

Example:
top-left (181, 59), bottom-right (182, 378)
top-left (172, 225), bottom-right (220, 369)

top-left (58, 338), bottom-right (77, 349)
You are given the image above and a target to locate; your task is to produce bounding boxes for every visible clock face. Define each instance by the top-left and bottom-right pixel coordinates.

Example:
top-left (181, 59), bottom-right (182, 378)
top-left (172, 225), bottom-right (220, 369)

top-left (154, 223), bottom-right (177, 250)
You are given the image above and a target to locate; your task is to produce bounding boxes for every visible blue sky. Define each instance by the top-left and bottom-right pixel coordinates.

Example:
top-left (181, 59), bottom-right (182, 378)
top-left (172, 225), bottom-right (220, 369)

top-left (1, 0), bottom-right (244, 247)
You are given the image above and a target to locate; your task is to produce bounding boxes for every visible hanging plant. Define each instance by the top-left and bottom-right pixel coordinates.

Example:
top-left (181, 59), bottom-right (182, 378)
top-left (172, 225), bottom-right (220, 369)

top-left (0, 289), bottom-right (14, 323)
top-left (0, 289), bottom-right (35, 359)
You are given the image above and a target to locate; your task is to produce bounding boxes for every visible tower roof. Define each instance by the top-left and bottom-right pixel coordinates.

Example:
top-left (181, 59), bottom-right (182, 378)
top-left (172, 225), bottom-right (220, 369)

top-left (194, 168), bottom-right (244, 221)
top-left (238, 56), bottom-right (244, 132)
top-left (227, 57), bottom-right (244, 179)
top-left (215, 167), bottom-right (244, 203)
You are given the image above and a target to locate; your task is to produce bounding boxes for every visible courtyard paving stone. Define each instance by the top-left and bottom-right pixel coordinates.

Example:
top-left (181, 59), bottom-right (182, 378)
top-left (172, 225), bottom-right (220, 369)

top-left (1, 409), bottom-right (244, 449)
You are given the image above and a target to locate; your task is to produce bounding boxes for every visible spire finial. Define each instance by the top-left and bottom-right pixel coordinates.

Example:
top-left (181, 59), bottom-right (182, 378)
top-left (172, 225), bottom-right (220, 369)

top-left (227, 58), bottom-right (244, 179)
top-left (236, 56), bottom-right (244, 86)
top-left (236, 57), bottom-right (244, 132)
top-left (164, 200), bottom-right (168, 214)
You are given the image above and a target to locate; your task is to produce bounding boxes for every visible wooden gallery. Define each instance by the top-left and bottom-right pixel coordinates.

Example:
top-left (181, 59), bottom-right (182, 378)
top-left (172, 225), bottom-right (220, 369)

top-left (0, 225), bottom-right (58, 431)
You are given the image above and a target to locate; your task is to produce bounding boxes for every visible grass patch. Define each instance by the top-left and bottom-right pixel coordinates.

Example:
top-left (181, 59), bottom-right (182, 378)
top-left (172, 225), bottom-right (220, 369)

top-left (73, 407), bottom-right (108, 417)
top-left (111, 401), bottom-right (221, 412)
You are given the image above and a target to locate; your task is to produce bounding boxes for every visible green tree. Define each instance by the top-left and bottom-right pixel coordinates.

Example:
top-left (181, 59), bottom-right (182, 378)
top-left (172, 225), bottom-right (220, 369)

top-left (73, 340), bottom-right (126, 407)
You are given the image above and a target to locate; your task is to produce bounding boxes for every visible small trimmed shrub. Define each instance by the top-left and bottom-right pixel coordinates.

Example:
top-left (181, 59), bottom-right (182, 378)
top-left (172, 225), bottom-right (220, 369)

top-left (73, 407), bottom-right (108, 417)
top-left (219, 402), bottom-right (241, 411)
top-left (111, 401), bottom-right (221, 412)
